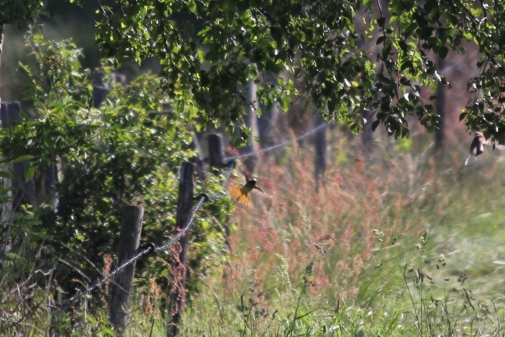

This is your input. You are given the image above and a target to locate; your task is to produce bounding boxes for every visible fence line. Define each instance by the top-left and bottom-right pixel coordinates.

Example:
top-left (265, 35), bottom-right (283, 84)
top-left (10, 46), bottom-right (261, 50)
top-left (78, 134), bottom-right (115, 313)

top-left (155, 165), bottom-right (234, 253)
top-left (57, 120), bottom-right (331, 311)
top-left (57, 162), bottom-right (236, 311)
top-left (225, 121), bottom-right (331, 161)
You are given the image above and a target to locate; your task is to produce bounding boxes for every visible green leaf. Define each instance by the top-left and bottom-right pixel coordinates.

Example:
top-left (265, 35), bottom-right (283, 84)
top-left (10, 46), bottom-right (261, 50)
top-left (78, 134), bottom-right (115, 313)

top-left (187, 1), bottom-right (197, 14)
top-left (280, 95), bottom-right (291, 111)
top-left (24, 166), bottom-right (36, 182)
top-left (0, 171), bottom-right (14, 179)
top-left (196, 49), bottom-right (205, 63)
top-left (10, 155), bottom-right (34, 164)
top-left (98, 328), bottom-right (117, 337)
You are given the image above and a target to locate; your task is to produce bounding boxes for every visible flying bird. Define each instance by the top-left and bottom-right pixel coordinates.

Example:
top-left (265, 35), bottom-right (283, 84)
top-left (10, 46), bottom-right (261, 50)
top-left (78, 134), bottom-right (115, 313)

top-left (229, 171), bottom-right (264, 206)
top-left (465, 131), bottom-right (505, 166)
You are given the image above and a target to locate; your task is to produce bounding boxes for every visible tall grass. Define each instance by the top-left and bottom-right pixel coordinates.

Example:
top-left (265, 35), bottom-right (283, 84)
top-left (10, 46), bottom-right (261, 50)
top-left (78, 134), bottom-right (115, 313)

top-left (178, 134), bottom-right (505, 336)
top-left (4, 133), bottom-right (505, 336)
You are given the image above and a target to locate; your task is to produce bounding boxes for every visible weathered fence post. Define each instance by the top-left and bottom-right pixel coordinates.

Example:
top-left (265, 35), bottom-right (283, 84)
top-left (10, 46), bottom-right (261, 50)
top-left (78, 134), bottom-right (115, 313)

top-left (168, 162), bottom-right (195, 337)
top-left (0, 102), bottom-right (12, 222)
top-left (190, 131), bottom-right (206, 181)
top-left (110, 205), bottom-right (144, 332)
top-left (1, 102), bottom-right (37, 209)
top-left (92, 70), bottom-right (126, 109)
top-left (208, 133), bottom-right (225, 173)
top-left (92, 70), bottom-right (108, 108)
top-left (313, 115), bottom-right (327, 193)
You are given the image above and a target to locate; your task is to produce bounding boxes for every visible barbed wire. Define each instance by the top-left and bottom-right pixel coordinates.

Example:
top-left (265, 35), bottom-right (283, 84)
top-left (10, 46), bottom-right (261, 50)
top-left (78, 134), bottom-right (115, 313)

top-left (225, 120), bottom-right (332, 161)
top-left (155, 165), bottom-right (234, 253)
top-left (58, 243), bottom-right (154, 311)
top-left (57, 162), bottom-right (235, 311)
top-left (57, 120), bottom-right (330, 310)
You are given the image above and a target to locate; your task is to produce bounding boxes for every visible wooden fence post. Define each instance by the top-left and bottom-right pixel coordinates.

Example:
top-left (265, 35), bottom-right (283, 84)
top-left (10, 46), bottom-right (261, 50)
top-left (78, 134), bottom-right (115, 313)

top-left (109, 205), bottom-right (144, 332)
top-left (92, 70), bottom-right (126, 109)
top-left (189, 131), bottom-right (206, 181)
top-left (313, 115), bottom-right (327, 193)
top-left (208, 133), bottom-right (225, 172)
top-left (168, 162), bottom-right (195, 337)
top-left (1, 102), bottom-right (38, 209)
top-left (0, 102), bottom-right (12, 222)
top-left (92, 70), bottom-right (108, 109)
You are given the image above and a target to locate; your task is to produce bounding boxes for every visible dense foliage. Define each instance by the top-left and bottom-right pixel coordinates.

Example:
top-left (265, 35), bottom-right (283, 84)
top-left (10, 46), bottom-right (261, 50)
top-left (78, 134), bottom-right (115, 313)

top-left (0, 0), bottom-right (48, 26)
top-left (0, 32), bottom-right (231, 334)
top-left (83, 0), bottom-right (505, 140)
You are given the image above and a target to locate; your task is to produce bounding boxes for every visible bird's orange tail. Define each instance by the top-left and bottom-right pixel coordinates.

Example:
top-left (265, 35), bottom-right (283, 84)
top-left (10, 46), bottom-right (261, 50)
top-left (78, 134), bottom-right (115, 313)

top-left (230, 187), bottom-right (252, 206)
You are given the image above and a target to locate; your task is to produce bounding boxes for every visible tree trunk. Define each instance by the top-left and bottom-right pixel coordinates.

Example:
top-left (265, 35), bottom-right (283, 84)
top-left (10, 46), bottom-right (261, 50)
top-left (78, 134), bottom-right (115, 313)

top-left (238, 77), bottom-right (260, 175)
top-left (0, 27), bottom-right (6, 209)
top-left (0, 24), bottom-right (4, 110)
top-left (257, 73), bottom-right (280, 149)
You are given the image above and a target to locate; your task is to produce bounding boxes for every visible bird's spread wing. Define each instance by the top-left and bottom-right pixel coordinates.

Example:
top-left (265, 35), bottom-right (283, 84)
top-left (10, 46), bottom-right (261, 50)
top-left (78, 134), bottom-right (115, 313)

top-left (242, 170), bottom-right (250, 183)
top-left (230, 187), bottom-right (252, 206)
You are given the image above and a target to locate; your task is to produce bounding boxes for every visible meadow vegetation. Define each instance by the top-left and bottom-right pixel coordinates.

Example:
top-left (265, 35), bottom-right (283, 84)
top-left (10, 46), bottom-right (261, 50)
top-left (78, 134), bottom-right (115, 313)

top-left (3, 113), bottom-right (505, 336)
top-left (55, 137), bottom-right (505, 336)
top-left (172, 138), bottom-right (504, 336)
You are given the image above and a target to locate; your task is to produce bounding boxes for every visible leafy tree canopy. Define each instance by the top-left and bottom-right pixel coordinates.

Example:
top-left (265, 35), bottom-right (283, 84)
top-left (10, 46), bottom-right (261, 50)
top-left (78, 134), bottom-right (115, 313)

top-left (0, 0), bottom-right (48, 25)
top-left (79, 0), bottom-right (505, 140)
